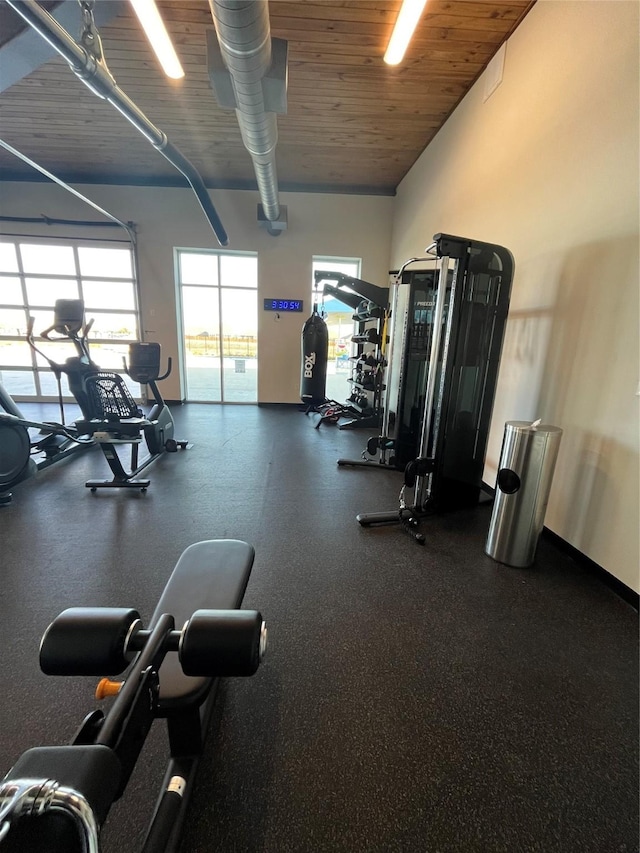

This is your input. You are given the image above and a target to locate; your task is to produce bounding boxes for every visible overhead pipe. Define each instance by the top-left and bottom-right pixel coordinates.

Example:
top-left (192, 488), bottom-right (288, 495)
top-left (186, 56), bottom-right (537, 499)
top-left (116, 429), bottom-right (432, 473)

top-left (0, 137), bottom-right (135, 241)
top-left (0, 0), bottom-right (126, 93)
top-left (207, 0), bottom-right (288, 235)
top-left (5, 0), bottom-right (229, 246)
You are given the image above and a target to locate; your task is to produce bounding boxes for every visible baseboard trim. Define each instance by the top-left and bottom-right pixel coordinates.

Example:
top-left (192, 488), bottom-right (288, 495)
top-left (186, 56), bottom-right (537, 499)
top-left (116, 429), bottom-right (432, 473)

top-left (542, 528), bottom-right (638, 610)
top-left (171, 401), bottom-right (301, 408)
top-left (481, 482), bottom-right (638, 610)
top-left (258, 402), bottom-right (301, 409)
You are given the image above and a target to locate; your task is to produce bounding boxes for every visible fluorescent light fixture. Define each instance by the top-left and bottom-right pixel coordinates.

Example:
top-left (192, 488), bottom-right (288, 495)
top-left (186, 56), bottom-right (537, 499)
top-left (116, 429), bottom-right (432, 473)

top-left (384, 0), bottom-right (428, 66)
top-left (129, 0), bottom-right (185, 79)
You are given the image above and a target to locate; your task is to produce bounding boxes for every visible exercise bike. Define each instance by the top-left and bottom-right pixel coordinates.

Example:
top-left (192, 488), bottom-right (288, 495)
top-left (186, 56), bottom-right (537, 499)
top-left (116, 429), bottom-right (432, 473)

top-left (0, 538), bottom-right (267, 853)
top-left (0, 300), bottom-right (101, 504)
top-left (81, 341), bottom-right (189, 492)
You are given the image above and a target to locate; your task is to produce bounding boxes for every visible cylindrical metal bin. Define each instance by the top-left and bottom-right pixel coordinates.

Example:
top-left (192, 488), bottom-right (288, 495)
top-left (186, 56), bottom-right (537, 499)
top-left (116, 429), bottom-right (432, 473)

top-left (485, 421), bottom-right (563, 568)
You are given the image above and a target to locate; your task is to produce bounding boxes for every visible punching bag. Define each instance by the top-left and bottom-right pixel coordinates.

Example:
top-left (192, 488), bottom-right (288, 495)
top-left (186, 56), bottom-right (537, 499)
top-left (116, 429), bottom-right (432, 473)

top-left (300, 310), bottom-right (329, 405)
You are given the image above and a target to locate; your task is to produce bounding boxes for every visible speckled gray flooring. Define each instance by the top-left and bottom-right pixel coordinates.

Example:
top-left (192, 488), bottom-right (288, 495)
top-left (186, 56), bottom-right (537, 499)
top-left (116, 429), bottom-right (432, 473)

top-left (0, 403), bottom-right (637, 853)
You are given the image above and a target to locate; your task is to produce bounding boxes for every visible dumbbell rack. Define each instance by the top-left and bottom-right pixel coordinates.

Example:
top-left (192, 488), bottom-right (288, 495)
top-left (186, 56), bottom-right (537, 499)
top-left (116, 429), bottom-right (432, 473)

top-left (312, 270), bottom-right (389, 431)
top-left (344, 308), bottom-right (386, 429)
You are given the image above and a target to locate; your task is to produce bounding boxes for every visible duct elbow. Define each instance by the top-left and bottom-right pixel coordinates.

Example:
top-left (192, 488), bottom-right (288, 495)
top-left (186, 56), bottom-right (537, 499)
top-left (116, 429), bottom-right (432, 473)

top-left (258, 204), bottom-right (288, 236)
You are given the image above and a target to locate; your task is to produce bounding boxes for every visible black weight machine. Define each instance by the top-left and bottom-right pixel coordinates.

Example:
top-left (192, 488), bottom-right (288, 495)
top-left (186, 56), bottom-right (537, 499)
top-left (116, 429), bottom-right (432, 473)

top-left (353, 233), bottom-right (514, 543)
top-left (0, 538), bottom-right (267, 853)
top-left (337, 256), bottom-right (450, 472)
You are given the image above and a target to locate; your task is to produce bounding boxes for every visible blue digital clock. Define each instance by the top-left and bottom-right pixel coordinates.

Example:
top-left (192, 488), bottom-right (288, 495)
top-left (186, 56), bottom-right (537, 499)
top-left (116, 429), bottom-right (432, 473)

top-left (263, 299), bottom-right (304, 312)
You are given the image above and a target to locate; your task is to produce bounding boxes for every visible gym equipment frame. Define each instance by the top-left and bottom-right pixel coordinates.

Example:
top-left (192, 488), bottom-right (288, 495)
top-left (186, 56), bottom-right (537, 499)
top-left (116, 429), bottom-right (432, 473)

top-left (356, 233), bottom-right (514, 541)
top-left (311, 271), bottom-right (389, 429)
top-left (0, 385), bottom-right (94, 505)
top-left (0, 539), bottom-right (266, 853)
top-left (0, 300), bottom-right (187, 499)
top-left (0, 300), bottom-right (103, 504)
top-left (82, 342), bottom-right (188, 492)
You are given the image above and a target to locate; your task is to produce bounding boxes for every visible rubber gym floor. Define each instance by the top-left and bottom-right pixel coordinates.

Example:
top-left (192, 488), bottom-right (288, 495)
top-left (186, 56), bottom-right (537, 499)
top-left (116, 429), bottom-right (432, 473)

top-left (1, 402), bottom-right (638, 853)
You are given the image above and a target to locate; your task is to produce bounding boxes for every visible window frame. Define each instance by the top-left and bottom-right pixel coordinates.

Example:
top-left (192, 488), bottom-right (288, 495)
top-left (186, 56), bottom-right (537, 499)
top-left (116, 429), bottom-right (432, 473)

top-left (0, 234), bottom-right (140, 402)
top-left (175, 247), bottom-right (259, 403)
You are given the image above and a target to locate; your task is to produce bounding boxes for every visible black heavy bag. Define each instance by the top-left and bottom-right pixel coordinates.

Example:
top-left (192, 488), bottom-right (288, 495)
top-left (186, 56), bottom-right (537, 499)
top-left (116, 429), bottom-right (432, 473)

top-left (300, 311), bottom-right (329, 405)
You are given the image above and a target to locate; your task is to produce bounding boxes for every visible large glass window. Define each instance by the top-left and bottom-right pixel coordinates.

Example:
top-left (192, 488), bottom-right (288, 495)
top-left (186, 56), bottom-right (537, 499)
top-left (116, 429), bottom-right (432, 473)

top-left (176, 249), bottom-right (258, 403)
top-left (312, 255), bottom-right (361, 402)
top-left (0, 236), bottom-right (139, 401)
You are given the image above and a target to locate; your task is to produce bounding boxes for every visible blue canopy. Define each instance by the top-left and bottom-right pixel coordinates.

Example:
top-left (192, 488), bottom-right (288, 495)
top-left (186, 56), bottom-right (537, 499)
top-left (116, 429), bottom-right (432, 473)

top-left (319, 297), bottom-right (355, 314)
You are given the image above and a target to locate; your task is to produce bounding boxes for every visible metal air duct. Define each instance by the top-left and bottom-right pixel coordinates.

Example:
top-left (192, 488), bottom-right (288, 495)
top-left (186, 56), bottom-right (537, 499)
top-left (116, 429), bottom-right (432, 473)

top-left (208, 0), bottom-right (288, 235)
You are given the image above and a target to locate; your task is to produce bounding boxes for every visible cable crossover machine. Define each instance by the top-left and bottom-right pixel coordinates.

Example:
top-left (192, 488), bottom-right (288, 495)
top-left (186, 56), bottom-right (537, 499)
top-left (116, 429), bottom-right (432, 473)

top-left (347, 233), bottom-right (515, 543)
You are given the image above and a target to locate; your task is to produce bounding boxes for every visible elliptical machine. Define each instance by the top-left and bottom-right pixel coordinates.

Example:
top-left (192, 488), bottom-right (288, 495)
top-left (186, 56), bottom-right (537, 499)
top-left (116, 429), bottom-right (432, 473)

top-left (0, 300), bottom-right (99, 504)
top-left (0, 383), bottom-right (95, 505)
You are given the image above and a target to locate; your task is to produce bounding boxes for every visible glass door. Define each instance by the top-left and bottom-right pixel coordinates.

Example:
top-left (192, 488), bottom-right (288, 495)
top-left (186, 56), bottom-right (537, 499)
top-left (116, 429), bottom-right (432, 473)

top-left (177, 250), bottom-right (258, 402)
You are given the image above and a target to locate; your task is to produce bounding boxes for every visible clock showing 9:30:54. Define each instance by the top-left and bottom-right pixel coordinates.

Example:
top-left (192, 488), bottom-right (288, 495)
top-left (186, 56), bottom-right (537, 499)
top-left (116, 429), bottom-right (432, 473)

top-left (263, 299), bottom-right (304, 312)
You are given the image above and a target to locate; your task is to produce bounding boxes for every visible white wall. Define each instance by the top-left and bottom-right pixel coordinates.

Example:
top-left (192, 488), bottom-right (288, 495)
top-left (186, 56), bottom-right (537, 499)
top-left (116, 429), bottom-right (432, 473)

top-left (0, 183), bottom-right (394, 403)
top-left (391, 0), bottom-right (639, 590)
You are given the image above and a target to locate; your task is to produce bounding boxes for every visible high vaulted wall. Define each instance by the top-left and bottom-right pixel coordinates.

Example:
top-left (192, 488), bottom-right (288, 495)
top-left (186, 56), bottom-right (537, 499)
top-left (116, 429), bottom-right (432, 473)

top-left (390, 0), bottom-right (639, 591)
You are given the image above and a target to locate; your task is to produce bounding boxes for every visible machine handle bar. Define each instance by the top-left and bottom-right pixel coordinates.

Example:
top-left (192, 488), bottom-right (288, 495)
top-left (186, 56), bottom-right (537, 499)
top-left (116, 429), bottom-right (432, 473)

top-left (0, 777), bottom-right (99, 852)
top-left (122, 356), bottom-right (173, 385)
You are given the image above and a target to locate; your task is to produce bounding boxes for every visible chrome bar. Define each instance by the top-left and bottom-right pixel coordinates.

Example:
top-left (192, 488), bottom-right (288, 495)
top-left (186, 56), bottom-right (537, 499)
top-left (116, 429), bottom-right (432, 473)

top-left (0, 777), bottom-right (99, 852)
top-left (413, 254), bottom-right (451, 509)
top-left (380, 257), bottom-right (424, 454)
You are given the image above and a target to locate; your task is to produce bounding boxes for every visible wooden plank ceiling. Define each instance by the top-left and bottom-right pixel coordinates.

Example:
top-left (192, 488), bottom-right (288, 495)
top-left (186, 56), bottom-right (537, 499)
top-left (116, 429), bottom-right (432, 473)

top-left (0, 0), bottom-right (534, 194)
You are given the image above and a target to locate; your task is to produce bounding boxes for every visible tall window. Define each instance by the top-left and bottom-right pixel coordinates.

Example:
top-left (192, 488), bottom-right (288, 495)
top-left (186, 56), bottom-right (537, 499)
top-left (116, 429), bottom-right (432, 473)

top-left (0, 237), bottom-right (139, 400)
top-left (312, 255), bottom-right (361, 402)
top-left (176, 249), bottom-right (258, 403)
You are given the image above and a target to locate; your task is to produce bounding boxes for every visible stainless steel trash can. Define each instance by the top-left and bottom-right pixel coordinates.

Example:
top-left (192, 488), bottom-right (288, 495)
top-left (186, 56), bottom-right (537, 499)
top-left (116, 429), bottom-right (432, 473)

top-left (485, 421), bottom-right (563, 568)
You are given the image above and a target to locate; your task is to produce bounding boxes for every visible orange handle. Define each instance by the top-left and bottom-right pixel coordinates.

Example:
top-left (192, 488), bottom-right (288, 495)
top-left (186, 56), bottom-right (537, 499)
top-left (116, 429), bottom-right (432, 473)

top-left (95, 678), bottom-right (123, 700)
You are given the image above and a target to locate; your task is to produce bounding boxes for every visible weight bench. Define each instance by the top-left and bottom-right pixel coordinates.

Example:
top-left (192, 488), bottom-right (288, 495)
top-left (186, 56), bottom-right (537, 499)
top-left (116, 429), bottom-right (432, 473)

top-left (144, 539), bottom-right (257, 850)
top-left (154, 540), bottom-right (256, 749)
top-left (0, 539), bottom-right (260, 853)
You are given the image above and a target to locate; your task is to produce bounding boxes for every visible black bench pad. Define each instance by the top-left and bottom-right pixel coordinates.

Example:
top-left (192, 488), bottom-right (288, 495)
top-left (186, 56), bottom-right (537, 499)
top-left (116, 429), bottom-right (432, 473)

top-left (150, 540), bottom-right (255, 711)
